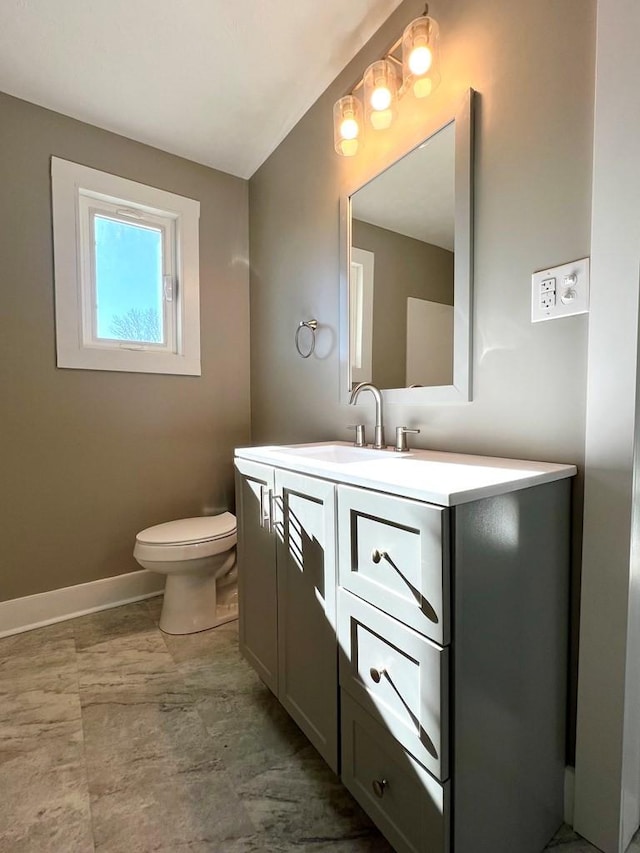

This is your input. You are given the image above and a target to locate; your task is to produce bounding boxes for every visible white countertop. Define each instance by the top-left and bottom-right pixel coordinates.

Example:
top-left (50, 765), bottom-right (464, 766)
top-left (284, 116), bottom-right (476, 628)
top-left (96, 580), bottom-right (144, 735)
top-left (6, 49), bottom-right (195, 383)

top-left (234, 442), bottom-right (577, 507)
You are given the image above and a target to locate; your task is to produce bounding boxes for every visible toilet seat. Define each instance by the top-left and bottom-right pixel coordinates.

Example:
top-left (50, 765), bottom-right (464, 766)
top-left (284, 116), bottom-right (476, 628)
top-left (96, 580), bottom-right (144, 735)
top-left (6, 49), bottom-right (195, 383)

top-left (136, 512), bottom-right (236, 546)
top-left (134, 513), bottom-right (237, 563)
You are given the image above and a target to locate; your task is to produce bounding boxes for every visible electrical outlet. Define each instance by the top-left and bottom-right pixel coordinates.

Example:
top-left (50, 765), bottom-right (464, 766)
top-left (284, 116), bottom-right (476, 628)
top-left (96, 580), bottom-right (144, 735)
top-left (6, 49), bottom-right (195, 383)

top-left (531, 258), bottom-right (590, 323)
top-left (539, 278), bottom-right (556, 311)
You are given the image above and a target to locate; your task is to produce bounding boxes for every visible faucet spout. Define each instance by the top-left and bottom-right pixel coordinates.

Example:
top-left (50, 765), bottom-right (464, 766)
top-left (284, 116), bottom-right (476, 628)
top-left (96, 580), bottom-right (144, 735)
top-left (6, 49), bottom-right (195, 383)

top-left (349, 382), bottom-right (385, 449)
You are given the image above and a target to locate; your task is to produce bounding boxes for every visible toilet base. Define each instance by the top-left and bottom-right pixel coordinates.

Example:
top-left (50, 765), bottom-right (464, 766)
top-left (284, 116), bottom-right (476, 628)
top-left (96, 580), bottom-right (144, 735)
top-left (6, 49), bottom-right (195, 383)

top-left (158, 570), bottom-right (238, 635)
top-left (159, 601), bottom-right (238, 635)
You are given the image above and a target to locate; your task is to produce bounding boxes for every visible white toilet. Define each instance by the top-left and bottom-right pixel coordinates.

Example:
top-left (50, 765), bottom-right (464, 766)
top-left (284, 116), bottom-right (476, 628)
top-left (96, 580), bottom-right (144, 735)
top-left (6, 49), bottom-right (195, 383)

top-left (133, 512), bottom-right (238, 635)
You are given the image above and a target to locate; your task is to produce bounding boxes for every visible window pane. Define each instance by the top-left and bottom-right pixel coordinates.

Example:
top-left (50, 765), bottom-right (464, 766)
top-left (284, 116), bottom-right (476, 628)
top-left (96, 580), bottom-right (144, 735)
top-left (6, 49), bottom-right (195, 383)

top-left (94, 215), bottom-right (164, 343)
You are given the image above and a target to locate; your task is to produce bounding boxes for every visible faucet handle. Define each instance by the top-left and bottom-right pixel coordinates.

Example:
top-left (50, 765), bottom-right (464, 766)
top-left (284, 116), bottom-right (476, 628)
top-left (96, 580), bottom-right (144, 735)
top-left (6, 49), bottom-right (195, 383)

top-left (394, 426), bottom-right (420, 452)
top-left (347, 424), bottom-right (367, 447)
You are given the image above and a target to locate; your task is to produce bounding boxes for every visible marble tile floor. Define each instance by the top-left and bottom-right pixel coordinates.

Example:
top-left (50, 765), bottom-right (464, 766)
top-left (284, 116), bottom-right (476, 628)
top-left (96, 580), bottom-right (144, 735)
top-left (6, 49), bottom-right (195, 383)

top-left (0, 598), bottom-right (636, 853)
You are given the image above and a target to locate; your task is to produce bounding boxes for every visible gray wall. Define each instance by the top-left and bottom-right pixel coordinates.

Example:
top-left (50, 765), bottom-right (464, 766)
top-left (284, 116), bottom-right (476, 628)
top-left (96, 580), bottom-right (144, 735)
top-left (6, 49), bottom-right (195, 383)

top-left (0, 92), bottom-right (250, 603)
top-left (249, 0), bottom-right (595, 757)
top-left (574, 0), bottom-right (640, 849)
top-left (352, 219), bottom-right (453, 389)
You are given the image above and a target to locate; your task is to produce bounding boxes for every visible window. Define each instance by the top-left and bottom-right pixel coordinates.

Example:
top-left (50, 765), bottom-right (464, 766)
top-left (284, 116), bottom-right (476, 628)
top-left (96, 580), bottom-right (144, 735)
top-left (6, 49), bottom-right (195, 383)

top-left (51, 158), bottom-right (201, 375)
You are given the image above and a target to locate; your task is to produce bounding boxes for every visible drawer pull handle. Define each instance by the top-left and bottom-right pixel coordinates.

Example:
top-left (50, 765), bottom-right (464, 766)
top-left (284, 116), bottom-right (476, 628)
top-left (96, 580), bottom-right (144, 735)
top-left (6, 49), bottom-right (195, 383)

top-left (369, 667), bottom-right (386, 684)
top-left (371, 549), bottom-right (388, 564)
top-left (372, 778), bottom-right (388, 798)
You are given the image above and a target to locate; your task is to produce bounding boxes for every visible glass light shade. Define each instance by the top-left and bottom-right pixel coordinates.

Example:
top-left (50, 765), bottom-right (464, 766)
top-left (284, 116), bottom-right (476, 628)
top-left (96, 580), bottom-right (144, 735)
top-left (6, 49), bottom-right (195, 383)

top-left (402, 15), bottom-right (441, 99)
top-left (333, 95), bottom-right (363, 156)
top-left (363, 59), bottom-right (398, 130)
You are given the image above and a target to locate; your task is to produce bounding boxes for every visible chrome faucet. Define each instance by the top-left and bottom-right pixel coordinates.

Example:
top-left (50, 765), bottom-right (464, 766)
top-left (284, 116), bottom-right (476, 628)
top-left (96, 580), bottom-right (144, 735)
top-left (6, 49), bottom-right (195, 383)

top-left (349, 382), bottom-right (385, 449)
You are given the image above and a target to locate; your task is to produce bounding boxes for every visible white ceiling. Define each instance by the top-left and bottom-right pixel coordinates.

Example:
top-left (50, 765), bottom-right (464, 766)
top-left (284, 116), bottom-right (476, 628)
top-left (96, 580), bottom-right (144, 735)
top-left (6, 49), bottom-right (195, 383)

top-left (0, 0), bottom-right (404, 179)
top-left (352, 121), bottom-right (455, 251)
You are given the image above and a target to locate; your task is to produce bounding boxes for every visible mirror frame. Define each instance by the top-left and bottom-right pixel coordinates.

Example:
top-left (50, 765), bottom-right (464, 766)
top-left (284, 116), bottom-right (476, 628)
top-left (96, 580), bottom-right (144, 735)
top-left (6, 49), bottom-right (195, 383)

top-left (340, 88), bottom-right (475, 404)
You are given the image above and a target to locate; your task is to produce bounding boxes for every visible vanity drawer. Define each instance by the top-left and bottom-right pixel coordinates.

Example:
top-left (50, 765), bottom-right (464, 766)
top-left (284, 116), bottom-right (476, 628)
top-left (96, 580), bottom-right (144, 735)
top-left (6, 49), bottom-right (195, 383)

top-left (338, 589), bottom-right (448, 781)
top-left (341, 691), bottom-right (449, 853)
top-left (337, 485), bottom-right (449, 645)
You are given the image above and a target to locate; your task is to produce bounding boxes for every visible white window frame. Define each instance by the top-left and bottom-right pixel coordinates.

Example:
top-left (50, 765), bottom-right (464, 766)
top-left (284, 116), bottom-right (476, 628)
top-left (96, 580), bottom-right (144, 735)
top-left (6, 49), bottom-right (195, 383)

top-left (51, 157), bottom-right (201, 375)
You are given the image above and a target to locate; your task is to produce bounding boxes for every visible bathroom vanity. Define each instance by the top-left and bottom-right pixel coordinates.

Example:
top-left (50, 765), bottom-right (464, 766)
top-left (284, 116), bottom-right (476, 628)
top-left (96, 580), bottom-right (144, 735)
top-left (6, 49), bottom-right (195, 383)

top-left (234, 442), bottom-right (576, 853)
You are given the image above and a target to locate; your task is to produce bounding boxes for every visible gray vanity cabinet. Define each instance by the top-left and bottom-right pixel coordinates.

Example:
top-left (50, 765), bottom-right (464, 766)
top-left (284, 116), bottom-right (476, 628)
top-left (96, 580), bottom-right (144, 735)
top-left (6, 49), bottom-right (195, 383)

top-left (337, 479), bottom-right (571, 853)
top-left (235, 445), bottom-right (573, 853)
top-left (234, 458), bottom-right (338, 772)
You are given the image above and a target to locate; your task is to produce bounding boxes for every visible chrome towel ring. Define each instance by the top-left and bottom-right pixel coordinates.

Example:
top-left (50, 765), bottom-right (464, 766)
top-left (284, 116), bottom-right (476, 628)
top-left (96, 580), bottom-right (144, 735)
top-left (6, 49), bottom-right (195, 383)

top-left (295, 319), bottom-right (318, 358)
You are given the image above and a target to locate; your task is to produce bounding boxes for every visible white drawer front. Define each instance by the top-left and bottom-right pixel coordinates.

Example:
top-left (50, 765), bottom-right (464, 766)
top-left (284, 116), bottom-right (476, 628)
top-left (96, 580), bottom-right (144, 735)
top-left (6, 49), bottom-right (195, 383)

top-left (341, 691), bottom-right (449, 853)
top-left (338, 589), bottom-right (448, 781)
top-left (338, 485), bottom-right (449, 645)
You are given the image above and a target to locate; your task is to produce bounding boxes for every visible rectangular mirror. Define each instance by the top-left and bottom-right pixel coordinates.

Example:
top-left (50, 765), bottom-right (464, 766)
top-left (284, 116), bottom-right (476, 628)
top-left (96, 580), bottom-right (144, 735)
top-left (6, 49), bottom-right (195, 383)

top-left (340, 88), bottom-right (474, 404)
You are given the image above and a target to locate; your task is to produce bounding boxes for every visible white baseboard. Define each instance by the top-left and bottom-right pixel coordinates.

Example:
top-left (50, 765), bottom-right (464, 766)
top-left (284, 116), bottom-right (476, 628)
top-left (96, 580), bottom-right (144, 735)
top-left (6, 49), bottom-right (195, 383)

top-left (0, 570), bottom-right (164, 639)
top-left (564, 765), bottom-right (575, 826)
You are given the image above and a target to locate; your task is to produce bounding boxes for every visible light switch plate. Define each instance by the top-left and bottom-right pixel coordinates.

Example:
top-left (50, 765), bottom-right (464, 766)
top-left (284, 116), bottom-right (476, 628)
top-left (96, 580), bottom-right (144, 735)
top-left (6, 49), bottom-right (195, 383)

top-left (531, 258), bottom-right (590, 323)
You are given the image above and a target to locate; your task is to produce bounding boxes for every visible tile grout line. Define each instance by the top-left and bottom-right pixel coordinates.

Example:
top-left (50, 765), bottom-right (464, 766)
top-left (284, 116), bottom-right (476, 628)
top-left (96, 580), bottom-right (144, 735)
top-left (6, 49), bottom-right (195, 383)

top-left (70, 620), bottom-right (98, 853)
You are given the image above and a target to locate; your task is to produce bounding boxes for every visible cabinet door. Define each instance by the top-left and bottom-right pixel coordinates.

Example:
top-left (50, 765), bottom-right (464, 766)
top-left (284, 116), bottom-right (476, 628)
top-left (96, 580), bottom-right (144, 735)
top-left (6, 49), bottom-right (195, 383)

top-left (275, 469), bottom-right (339, 772)
top-left (235, 458), bottom-right (278, 693)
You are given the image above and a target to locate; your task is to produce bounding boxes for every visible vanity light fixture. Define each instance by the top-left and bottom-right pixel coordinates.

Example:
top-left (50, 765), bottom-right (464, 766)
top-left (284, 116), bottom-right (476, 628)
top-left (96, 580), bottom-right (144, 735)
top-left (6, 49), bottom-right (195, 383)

top-left (363, 59), bottom-right (399, 130)
top-left (333, 5), bottom-right (440, 156)
top-left (333, 95), bottom-right (364, 156)
top-left (402, 12), bottom-right (440, 98)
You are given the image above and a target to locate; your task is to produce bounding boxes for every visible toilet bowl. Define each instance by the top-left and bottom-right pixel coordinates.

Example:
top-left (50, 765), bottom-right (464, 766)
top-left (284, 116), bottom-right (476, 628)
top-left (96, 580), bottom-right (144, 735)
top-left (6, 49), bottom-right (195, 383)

top-left (133, 513), bottom-right (238, 635)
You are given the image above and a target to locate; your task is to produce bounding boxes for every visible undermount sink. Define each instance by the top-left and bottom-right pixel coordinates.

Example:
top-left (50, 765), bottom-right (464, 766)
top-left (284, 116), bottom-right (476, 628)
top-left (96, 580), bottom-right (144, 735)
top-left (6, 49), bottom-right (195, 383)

top-left (277, 443), bottom-right (394, 464)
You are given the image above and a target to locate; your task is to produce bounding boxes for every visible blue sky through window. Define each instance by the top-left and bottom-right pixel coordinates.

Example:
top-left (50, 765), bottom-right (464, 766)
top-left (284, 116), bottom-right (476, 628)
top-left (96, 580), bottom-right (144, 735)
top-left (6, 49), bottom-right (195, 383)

top-left (94, 216), bottom-right (163, 342)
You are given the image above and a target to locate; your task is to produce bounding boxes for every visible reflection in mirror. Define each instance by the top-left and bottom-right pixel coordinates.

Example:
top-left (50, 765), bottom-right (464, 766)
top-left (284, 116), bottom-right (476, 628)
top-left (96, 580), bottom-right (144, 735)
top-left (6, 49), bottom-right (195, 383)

top-left (350, 122), bottom-right (455, 390)
top-left (340, 88), bottom-right (473, 405)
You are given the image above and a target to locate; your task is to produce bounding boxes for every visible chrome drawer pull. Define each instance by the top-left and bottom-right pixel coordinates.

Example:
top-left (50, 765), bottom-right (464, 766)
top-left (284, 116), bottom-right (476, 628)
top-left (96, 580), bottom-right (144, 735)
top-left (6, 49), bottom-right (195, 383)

top-left (369, 667), bottom-right (386, 684)
top-left (259, 485), bottom-right (269, 529)
top-left (371, 549), bottom-right (388, 564)
top-left (260, 485), bottom-right (273, 531)
top-left (372, 778), bottom-right (388, 798)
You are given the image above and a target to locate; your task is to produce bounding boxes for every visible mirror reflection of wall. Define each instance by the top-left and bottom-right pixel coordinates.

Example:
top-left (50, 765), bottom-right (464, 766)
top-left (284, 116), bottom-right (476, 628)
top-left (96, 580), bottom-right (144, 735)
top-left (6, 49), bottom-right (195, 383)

top-left (350, 121), bottom-right (455, 389)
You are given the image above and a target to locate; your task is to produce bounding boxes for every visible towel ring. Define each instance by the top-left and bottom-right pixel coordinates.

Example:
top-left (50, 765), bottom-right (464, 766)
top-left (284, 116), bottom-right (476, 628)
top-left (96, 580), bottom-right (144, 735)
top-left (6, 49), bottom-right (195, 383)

top-left (295, 319), bottom-right (317, 358)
